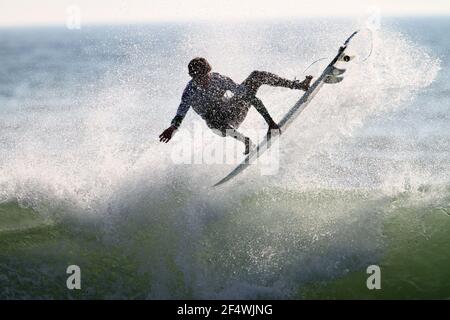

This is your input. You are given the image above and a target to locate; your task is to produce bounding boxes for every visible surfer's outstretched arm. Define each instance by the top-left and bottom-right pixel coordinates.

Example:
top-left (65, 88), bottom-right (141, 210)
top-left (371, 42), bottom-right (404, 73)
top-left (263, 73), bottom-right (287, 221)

top-left (159, 85), bottom-right (192, 143)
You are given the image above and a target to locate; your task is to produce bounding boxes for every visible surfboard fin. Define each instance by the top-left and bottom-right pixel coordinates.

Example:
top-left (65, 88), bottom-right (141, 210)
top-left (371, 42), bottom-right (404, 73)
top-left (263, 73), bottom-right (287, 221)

top-left (324, 75), bottom-right (344, 84)
top-left (329, 66), bottom-right (346, 76)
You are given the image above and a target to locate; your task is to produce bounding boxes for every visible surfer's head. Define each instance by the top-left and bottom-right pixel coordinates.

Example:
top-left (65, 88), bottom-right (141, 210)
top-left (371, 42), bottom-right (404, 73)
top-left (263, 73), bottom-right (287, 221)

top-left (188, 57), bottom-right (211, 79)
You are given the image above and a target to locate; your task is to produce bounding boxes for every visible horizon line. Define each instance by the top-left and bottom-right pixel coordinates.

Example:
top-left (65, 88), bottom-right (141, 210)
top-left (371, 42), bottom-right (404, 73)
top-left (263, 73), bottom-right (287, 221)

top-left (0, 13), bottom-right (449, 29)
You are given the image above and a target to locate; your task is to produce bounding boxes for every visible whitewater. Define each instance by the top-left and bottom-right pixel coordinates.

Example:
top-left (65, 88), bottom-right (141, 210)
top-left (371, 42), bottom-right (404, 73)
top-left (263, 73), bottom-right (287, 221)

top-left (0, 17), bottom-right (448, 299)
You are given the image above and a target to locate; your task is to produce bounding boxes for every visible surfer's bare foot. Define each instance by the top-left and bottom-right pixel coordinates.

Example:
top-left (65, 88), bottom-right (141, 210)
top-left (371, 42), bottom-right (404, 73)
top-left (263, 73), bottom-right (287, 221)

top-left (267, 121), bottom-right (281, 136)
top-left (291, 75), bottom-right (313, 91)
top-left (244, 137), bottom-right (255, 155)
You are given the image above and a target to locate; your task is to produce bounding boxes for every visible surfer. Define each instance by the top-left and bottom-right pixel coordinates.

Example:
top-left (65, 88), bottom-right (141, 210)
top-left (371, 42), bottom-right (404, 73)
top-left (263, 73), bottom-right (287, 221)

top-left (159, 57), bottom-right (313, 154)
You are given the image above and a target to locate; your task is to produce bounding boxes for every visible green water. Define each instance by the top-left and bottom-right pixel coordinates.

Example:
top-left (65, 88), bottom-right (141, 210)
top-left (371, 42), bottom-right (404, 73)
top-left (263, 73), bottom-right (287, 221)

top-left (0, 207), bottom-right (148, 299)
top-left (303, 203), bottom-right (450, 299)
top-left (1, 189), bottom-right (449, 299)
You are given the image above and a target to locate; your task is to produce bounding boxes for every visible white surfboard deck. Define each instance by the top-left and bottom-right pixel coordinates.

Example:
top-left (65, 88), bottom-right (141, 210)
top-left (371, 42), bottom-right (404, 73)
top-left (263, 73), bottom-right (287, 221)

top-left (213, 31), bottom-right (359, 187)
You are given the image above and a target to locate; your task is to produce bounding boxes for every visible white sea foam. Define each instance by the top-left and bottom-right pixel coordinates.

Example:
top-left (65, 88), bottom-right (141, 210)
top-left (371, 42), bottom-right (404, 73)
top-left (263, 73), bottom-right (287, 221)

top-left (0, 19), bottom-right (445, 298)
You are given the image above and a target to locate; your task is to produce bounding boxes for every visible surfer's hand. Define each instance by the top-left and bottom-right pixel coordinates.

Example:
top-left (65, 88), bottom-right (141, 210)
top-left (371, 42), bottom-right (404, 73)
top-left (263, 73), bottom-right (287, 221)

top-left (159, 126), bottom-right (176, 143)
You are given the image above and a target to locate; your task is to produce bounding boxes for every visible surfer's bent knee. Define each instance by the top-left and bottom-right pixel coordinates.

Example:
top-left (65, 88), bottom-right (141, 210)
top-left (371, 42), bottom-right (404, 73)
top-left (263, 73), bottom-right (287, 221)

top-left (247, 70), bottom-right (265, 82)
top-left (248, 70), bottom-right (265, 80)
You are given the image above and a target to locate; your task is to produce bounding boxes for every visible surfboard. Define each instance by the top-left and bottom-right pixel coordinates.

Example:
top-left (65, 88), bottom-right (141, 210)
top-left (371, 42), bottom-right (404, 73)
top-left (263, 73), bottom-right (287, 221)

top-left (213, 31), bottom-right (359, 187)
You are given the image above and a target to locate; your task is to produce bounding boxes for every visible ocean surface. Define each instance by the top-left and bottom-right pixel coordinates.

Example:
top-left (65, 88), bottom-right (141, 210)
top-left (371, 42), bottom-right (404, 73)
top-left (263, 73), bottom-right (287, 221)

top-left (0, 17), bottom-right (449, 299)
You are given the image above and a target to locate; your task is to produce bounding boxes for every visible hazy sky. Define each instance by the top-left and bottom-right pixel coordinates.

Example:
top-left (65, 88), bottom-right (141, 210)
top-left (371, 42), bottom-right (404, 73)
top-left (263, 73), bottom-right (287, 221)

top-left (1, 0), bottom-right (449, 26)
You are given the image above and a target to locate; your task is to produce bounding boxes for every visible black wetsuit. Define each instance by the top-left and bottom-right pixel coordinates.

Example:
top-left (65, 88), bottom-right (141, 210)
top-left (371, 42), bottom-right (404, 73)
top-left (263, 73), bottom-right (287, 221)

top-left (171, 71), bottom-right (297, 136)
